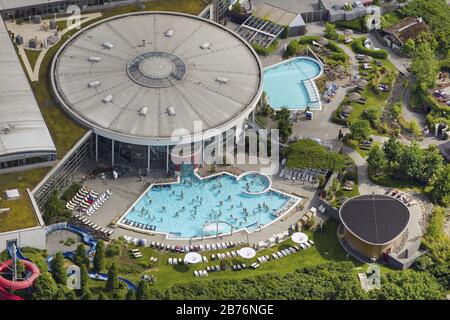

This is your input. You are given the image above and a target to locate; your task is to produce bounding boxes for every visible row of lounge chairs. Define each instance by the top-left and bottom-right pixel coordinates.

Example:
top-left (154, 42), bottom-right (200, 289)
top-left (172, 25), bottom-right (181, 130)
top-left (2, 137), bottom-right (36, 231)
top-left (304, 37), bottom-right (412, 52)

top-left (168, 255), bottom-right (208, 265)
top-left (386, 189), bottom-right (417, 207)
top-left (279, 168), bottom-right (328, 183)
top-left (124, 236), bottom-right (147, 246)
top-left (122, 219), bottom-right (156, 231)
top-left (83, 191), bottom-right (111, 216)
top-left (130, 248), bottom-right (142, 259)
top-left (232, 263), bottom-right (246, 271)
top-left (271, 242), bottom-right (313, 260)
top-left (194, 270), bottom-right (209, 277)
top-left (74, 215), bottom-right (114, 236)
top-left (66, 186), bottom-right (99, 211)
top-left (148, 240), bottom-right (241, 253)
top-left (211, 251), bottom-right (238, 260)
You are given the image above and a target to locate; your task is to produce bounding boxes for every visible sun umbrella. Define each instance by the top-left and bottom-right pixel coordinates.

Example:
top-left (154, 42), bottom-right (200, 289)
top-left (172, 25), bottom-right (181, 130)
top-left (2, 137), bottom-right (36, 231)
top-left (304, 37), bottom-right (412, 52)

top-left (238, 247), bottom-right (256, 259)
top-left (291, 232), bottom-right (309, 244)
top-left (184, 252), bottom-right (202, 264)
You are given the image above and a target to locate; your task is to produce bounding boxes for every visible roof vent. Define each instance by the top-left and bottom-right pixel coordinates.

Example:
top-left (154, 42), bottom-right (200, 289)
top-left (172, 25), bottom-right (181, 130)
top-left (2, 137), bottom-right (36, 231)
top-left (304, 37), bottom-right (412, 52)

top-left (139, 107), bottom-right (148, 116)
top-left (167, 107), bottom-right (176, 116)
top-left (200, 42), bottom-right (210, 49)
top-left (102, 41), bottom-right (114, 49)
top-left (215, 76), bottom-right (228, 84)
top-left (88, 80), bottom-right (100, 88)
top-left (88, 56), bottom-right (100, 62)
top-left (103, 94), bottom-right (113, 103)
top-left (165, 29), bottom-right (174, 37)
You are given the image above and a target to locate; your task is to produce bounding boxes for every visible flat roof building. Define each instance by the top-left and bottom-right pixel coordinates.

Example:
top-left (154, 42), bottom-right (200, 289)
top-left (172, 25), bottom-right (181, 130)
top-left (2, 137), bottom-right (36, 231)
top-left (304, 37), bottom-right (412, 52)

top-left (0, 15), bottom-right (56, 171)
top-left (51, 11), bottom-right (263, 173)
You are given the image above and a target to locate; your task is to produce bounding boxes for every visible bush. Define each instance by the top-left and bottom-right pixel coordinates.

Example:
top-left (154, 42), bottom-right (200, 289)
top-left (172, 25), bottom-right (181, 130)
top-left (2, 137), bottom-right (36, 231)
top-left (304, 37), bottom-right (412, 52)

top-left (285, 40), bottom-right (301, 57)
top-left (251, 40), bottom-right (278, 56)
top-left (351, 37), bottom-right (388, 59)
top-left (61, 183), bottom-right (82, 202)
top-left (330, 52), bottom-right (347, 63)
top-left (279, 26), bottom-right (289, 39)
top-left (335, 17), bottom-right (366, 32)
top-left (298, 35), bottom-right (320, 44)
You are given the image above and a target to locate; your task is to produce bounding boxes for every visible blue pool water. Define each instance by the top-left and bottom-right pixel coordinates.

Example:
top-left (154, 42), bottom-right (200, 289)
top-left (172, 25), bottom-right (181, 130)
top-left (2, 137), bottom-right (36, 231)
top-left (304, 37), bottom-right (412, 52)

top-left (263, 57), bottom-right (322, 110)
top-left (238, 173), bottom-right (270, 193)
top-left (122, 172), bottom-right (295, 238)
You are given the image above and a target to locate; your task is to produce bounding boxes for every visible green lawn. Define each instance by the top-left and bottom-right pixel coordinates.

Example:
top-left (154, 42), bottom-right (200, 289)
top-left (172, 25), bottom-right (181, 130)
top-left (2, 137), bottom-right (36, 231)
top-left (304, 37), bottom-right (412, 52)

top-left (24, 49), bottom-right (41, 70)
top-left (93, 220), bottom-right (365, 290)
top-left (369, 169), bottom-right (425, 193)
top-left (0, 168), bottom-right (51, 232)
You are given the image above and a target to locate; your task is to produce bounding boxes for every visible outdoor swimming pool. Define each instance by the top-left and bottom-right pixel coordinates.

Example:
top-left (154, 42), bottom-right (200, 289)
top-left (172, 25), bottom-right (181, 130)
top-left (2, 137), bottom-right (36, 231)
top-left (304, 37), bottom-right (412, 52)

top-left (120, 171), bottom-right (298, 239)
top-left (263, 57), bottom-right (323, 110)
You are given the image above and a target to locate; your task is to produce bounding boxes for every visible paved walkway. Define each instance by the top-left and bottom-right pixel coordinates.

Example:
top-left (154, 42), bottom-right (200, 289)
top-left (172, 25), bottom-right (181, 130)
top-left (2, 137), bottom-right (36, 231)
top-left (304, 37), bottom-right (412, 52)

top-left (11, 12), bottom-right (102, 82)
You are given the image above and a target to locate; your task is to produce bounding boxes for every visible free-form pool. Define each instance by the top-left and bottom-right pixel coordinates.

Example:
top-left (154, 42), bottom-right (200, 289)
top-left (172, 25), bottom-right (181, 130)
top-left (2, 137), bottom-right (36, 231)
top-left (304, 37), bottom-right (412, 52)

top-left (120, 171), bottom-right (298, 239)
top-left (263, 57), bottom-right (323, 110)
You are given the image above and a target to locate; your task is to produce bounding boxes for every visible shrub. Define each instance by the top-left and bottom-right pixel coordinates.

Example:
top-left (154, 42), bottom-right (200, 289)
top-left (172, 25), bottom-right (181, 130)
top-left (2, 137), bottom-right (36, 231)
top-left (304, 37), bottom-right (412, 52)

top-left (335, 17), bottom-right (366, 32)
top-left (351, 37), bottom-right (388, 59)
top-left (285, 40), bottom-right (301, 57)
top-left (61, 183), bottom-right (82, 202)
top-left (298, 35), bottom-right (320, 44)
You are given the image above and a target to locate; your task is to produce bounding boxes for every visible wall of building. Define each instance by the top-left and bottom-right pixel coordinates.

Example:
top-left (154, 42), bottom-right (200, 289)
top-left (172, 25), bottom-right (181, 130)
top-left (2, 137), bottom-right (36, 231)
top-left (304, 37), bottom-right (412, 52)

top-left (0, 226), bottom-right (46, 252)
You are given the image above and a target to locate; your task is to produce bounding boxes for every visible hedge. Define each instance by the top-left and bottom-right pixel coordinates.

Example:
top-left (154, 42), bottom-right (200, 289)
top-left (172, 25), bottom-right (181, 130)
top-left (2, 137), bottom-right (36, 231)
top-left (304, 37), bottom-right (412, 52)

top-left (351, 37), bottom-right (388, 59)
top-left (252, 40), bottom-right (279, 56)
top-left (298, 35), bottom-right (320, 44)
top-left (335, 17), bottom-right (367, 32)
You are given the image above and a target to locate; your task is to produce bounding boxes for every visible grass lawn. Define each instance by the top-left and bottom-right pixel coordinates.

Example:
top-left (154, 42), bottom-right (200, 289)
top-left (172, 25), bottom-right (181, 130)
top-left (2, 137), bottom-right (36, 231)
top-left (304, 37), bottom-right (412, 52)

top-left (0, 168), bottom-right (51, 232)
top-left (369, 170), bottom-right (425, 193)
top-left (24, 49), bottom-right (41, 70)
top-left (94, 220), bottom-right (366, 290)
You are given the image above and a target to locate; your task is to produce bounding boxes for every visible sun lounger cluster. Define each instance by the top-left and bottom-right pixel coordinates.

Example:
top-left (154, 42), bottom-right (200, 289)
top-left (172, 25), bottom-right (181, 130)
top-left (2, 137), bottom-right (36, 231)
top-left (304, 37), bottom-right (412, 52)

top-left (272, 198), bottom-right (298, 217)
top-left (123, 236), bottom-right (147, 246)
top-left (149, 256), bottom-right (158, 263)
top-left (271, 241), bottom-right (314, 260)
top-left (193, 270), bottom-right (209, 277)
top-left (211, 250), bottom-right (238, 260)
top-left (82, 190), bottom-right (111, 216)
top-left (147, 241), bottom-right (241, 253)
top-left (122, 219), bottom-right (156, 231)
top-left (279, 167), bottom-right (328, 183)
top-left (130, 248), bottom-right (142, 259)
top-left (66, 186), bottom-right (99, 211)
top-left (66, 186), bottom-right (111, 215)
top-left (386, 189), bottom-right (417, 207)
top-left (73, 215), bottom-right (114, 237)
top-left (232, 263), bottom-right (246, 271)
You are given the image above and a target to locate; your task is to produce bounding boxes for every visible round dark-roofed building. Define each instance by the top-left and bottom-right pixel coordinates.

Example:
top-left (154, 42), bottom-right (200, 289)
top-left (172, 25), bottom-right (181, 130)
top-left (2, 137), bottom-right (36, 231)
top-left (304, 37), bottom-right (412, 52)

top-left (339, 194), bottom-right (410, 260)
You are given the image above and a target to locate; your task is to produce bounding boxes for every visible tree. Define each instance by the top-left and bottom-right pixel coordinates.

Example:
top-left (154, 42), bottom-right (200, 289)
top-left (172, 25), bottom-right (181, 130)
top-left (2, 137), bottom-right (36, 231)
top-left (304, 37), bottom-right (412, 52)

top-left (105, 262), bottom-right (119, 291)
top-left (55, 286), bottom-right (66, 300)
top-left (43, 190), bottom-right (71, 224)
top-left (126, 289), bottom-right (136, 300)
top-left (80, 264), bottom-right (89, 290)
top-left (230, 0), bottom-right (242, 14)
top-left (93, 240), bottom-right (105, 273)
top-left (65, 290), bottom-right (76, 300)
top-left (80, 288), bottom-right (94, 300)
top-left (399, 141), bottom-right (423, 181)
top-left (74, 244), bottom-right (89, 268)
top-left (364, 107), bottom-right (381, 128)
top-left (382, 136), bottom-right (402, 168)
top-left (428, 164), bottom-right (450, 206)
top-left (32, 272), bottom-right (58, 300)
top-left (136, 280), bottom-right (153, 300)
top-left (98, 291), bottom-right (108, 300)
top-left (324, 22), bottom-right (338, 40)
top-left (275, 107), bottom-right (292, 143)
top-left (419, 145), bottom-right (444, 183)
top-left (367, 145), bottom-right (386, 174)
top-left (349, 120), bottom-right (371, 143)
top-left (372, 270), bottom-right (445, 300)
top-left (410, 42), bottom-right (440, 89)
top-left (51, 252), bottom-right (67, 285)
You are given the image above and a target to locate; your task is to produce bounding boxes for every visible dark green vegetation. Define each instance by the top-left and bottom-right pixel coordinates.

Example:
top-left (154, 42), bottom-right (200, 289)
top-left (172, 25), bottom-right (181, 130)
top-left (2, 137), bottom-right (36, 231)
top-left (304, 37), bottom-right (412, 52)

top-left (252, 40), bottom-right (279, 56)
top-left (274, 107), bottom-right (292, 143)
top-left (415, 206), bottom-right (450, 291)
top-left (367, 136), bottom-right (449, 206)
top-left (351, 37), bottom-right (388, 59)
top-left (296, 35), bottom-right (349, 67)
top-left (335, 17), bottom-right (367, 33)
top-left (43, 190), bottom-right (71, 224)
top-left (285, 139), bottom-right (346, 172)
